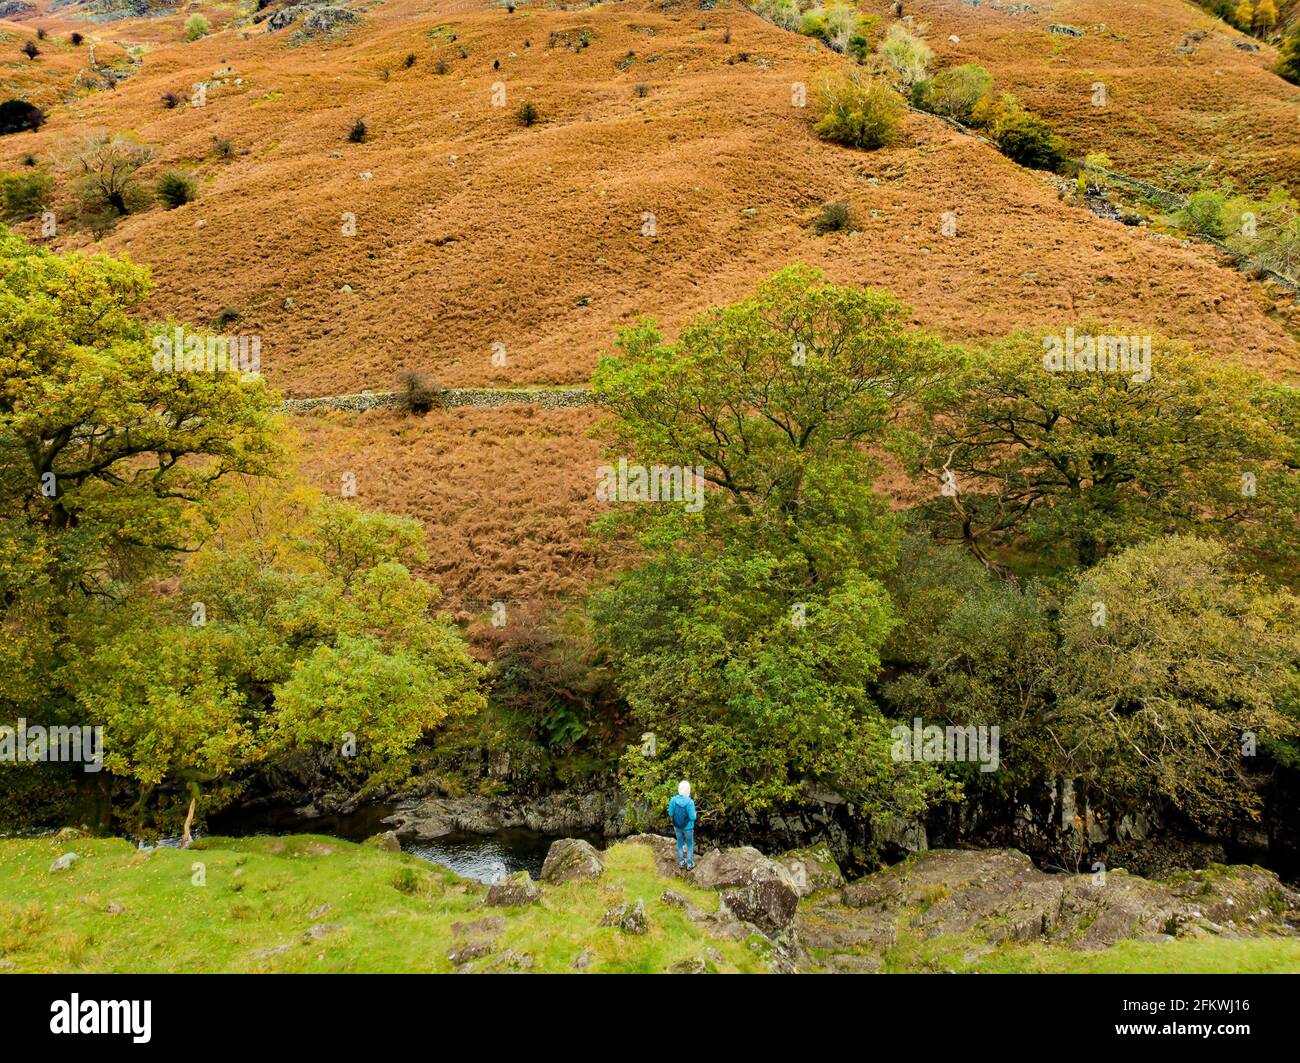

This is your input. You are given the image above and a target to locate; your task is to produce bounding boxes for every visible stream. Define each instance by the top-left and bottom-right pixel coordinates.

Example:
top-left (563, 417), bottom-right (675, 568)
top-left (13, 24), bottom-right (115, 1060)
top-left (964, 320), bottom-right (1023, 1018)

top-left (208, 802), bottom-right (600, 883)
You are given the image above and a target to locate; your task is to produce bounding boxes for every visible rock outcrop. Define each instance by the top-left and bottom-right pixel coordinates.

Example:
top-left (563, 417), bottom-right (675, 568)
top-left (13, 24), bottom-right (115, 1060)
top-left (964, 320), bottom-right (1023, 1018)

top-left (388, 790), bottom-right (626, 841)
top-left (794, 848), bottom-right (1300, 973)
top-left (540, 838), bottom-right (605, 884)
top-left (484, 871), bottom-right (541, 908)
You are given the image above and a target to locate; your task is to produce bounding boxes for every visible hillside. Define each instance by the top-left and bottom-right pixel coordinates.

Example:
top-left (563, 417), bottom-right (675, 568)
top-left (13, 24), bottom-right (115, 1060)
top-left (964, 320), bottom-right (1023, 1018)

top-left (3, 0), bottom-right (1299, 606)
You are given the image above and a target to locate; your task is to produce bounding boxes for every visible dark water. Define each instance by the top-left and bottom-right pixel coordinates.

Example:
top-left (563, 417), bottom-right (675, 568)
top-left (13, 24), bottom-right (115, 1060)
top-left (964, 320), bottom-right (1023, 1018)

top-left (209, 803), bottom-right (599, 883)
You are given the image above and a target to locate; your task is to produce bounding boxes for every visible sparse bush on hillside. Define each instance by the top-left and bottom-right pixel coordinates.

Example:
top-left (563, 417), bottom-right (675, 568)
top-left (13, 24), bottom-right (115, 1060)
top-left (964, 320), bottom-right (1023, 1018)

top-left (810, 200), bottom-right (858, 234)
top-left (403, 52), bottom-right (417, 68)
top-left (398, 371), bottom-right (443, 414)
top-left (975, 93), bottom-right (1067, 172)
top-left (212, 135), bottom-right (235, 159)
top-left (0, 99), bottom-right (45, 136)
top-left (755, 0), bottom-right (800, 31)
top-left (515, 101), bottom-right (540, 126)
top-left (633, 82), bottom-right (650, 98)
top-left (1074, 151), bottom-right (1112, 197)
top-left (913, 63), bottom-right (992, 123)
top-left (61, 131), bottom-right (153, 218)
top-left (212, 307), bottom-right (241, 329)
top-left (71, 32), bottom-right (84, 46)
top-left (813, 71), bottom-right (904, 151)
top-left (1175, 188), bottom-right (1231, 238)
top-left (878, 23), bottom-right (931, 89)
top-left (185, 14), bottom-right (210, 41)
top-left (348, 117), bottom-right (368, 143)
top-left (160, 90), bottom-right (187, 109)
top-left (434, 59), bottom-right (449, 75)
top-left (0, 170), bottom-right (53, 220)
top-left (156, 170), bottom-right (198, 209)
top-left (21, 40), bottom-right (40, 61)
top-left (36, 28), bottom-right (47, 41)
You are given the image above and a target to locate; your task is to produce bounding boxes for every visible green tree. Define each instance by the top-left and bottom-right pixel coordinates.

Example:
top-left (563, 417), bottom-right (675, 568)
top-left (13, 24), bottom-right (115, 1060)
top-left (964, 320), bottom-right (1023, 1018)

top-left (76, 495), bottom-right (485, 834)
top-left (911, 328), bottom-right (1299, 571)
top-left (1052, 537), bottom-right (1298, 826)
top-left (0, 226), bottom-right (280, 688)
top-left (591, 267), bottom-right (953, 818)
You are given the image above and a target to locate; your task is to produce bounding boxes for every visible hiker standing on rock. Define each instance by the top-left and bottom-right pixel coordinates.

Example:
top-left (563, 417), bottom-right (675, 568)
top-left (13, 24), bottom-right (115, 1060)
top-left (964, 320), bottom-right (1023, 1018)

top-left (668, 780), bottom-right (696, 870)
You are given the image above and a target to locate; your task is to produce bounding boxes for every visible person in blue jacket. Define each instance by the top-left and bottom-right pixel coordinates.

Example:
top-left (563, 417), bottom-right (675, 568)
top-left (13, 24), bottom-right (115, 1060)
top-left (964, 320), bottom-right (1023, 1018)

top-left (668, 780), bottom-right (696, 870)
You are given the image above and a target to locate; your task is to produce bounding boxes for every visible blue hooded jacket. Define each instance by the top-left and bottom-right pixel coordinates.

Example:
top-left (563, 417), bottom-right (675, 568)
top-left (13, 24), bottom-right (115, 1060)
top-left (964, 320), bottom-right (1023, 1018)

top-left (668, 794), bottom-right (696, 831)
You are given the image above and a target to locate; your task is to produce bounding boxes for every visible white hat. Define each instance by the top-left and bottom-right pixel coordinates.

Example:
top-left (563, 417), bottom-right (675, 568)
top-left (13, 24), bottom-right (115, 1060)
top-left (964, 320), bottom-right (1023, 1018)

top-left (678, 780), bottom-right (691, 796)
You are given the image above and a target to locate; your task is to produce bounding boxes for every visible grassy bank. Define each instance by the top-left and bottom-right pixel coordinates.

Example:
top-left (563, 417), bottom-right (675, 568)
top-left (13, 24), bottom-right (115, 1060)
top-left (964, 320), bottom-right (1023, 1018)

top-left (2, 835), bottom-right (1297, 974)
top-left (0, 834), bottom-right (771, 974)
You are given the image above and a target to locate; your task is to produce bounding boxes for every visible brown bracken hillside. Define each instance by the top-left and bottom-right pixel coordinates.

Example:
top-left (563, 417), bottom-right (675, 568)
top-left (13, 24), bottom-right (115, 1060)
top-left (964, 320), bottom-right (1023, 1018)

top-left (3, 0), bottom-right (1298, 606)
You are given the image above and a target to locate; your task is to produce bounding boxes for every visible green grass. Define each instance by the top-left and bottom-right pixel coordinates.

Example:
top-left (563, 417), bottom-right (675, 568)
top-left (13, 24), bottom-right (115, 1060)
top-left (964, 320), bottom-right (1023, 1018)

top-left (876, 929), bottom-right (1300, 973)
top-left (0, 835), bottom-right (769, 973)
top-left (5, 835), bottom-right (1296, 973)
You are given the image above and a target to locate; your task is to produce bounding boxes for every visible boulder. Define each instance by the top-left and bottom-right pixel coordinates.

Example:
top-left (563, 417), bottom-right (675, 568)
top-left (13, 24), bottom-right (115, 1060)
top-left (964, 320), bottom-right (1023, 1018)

top-left (720, 861), bottom-right (800, 934)
top-left (687, 846), bottom-right (766, 889)
top-left (624, 833), bottom-right (681, 876)
top-left (49, 852), bottom-right (79, 872)
top-left (540, 838), bottom-right (605, 884)
top-left (667, 956), bottom-right (708, 973)
top-left (775, 844), bottom-right (845, 897)
top-left (365, 831), bottom-right (401, 852)
top-left (600, 898), bottom-right (649, 935)
top-left (484, 871), bottom-right (541, 908)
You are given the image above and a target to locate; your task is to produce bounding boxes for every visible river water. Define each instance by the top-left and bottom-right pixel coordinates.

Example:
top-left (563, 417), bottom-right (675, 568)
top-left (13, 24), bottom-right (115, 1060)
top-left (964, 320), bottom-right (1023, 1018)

top-left (208, 802), bottom-right (601, 883)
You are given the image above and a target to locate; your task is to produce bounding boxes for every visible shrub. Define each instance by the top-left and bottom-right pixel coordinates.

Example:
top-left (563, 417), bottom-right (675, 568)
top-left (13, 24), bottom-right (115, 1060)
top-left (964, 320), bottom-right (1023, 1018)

top-left (160, 90), bottom-right (187, 109)
top-left (434, 60), bottom-right (449, 75)
top-left (62, 131), bottom-right (153, 216)
top-left (810, 200), bottom-right (858, 234)
top-left (1075, 151), bottom-right (1112, 196)
top-left (185, 14), bottom-right (210, 41)
top-left (813, 71), bottom-right (905, 151)
top-left (403, 52), bottom-right (417, 68)
top-left (1175, 188), bottom-right (1230, 238)
top-left (397, 371), bottom-right (442, 414)
top-left (348, 117), bottom-right (368, 143)
top-left (821, 4), bottom-right (860, 54)
top-left (211, 135), bottom-right (235, 159)
top-left (36, 28), bottom-right (47, 41)
top-left (878, 23), bottom-right (931, 89)
top-left (0, 170), bottom-right (53, 220)
top-left (633, 82), bottom-right (650, 98)
top-left (212, 307), bottom-right (241, 329)
top-left (982, 95), bottom-right (1068, 171)
top-left (71, 32), bottom-right (84, 46)
top-left (515, 101), bottom-right (539, 126)
top-left (21, 41), bottom-right (40, 60)
top-left (756, 0), bottom-right (801, 31)
top-left (156, 171), bottom-right (197, 208)
top-left (914, 63), bottom-right (992, 122)
top-left (0, 99), bottom-right (45, 136)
